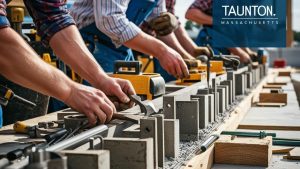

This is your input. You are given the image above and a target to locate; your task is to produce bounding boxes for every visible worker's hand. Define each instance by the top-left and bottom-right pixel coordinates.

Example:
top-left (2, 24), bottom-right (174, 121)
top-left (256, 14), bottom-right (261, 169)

top-left (239, 53), bottom-right (252, 64)
top-left (248, 51), bottom-right (258, 58)
top-left (194, 47), bottom-right (212, 57)
top-left (157, 47), bottom-right (189, 79)
top-left (64, 84), bottom-right (116, 125)
top-left (149, 12), bottom-right (179, 36)
top-left (98, 77), bottom-right (136, 109)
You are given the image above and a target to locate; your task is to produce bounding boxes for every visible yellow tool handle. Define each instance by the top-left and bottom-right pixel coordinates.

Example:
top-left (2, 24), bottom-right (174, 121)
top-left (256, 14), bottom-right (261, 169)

top-left (13, 121), bottom-right (29, 134)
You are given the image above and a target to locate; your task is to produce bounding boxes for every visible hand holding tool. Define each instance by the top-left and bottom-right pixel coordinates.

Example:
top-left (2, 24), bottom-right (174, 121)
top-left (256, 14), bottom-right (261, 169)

top-left (0, 85), bottom-right (36, 108)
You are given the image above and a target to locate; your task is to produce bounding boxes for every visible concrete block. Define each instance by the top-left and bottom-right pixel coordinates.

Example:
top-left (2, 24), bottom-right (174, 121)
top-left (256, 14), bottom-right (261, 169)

top-left (140, 118), bottom-right (158, 169)
top-left (164, 119), bottom-right (179, 158)
top-left (227, 71), bottom-right (236, 100)
top-left (176, 101), bottom-right (199, 141)
top-left (246, 72), bottom-right (253, 89)
top-left (122, 124), bottom-right (140, 138)
top-left (163, 96), bottom-right (176, 119)
top-left (220, 80), bottom-right (233, 105)
top-left (63, 150), bottom-right (109, 169)
top-left (198, 88), bottom-right (218, 121)
top-left (216, 87), bottom-right (226, 113)
top-left (191, 95), bottom-right (209, 129)
top-left (235, 73), bottom-right (245, 95)
top-left (151, 115), bottom-right (164, 167)
top-left (103, 138), bottom-right (154, 169)
top-left (218, 85), bottom-right (229, 110)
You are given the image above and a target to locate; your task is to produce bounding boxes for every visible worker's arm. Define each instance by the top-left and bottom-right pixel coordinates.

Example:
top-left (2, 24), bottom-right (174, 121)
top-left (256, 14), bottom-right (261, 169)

top-left (23, 0), bottom-right (135, 105)
top-left (0, 27), bottom-right (115, 125)
top-left (228, 47), bottom-right (251, 64)
top-left (158, 33), bottom-right (194, 60)
top-left (185, 8), bottom-right (213, 25)
top-left (174, 25), bottom-right (211, 57)
top-left (124, 31), bottom-right (189, 78)
top-left (94, 0), bottom-right (189, 78)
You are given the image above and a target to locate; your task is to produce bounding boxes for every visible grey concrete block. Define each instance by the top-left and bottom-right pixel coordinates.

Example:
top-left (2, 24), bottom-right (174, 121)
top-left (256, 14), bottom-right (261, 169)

top-left (220, 80), bottom-right (233, 105)
top-left (103, 138), bottom-right (154, 169)
top-left (235, 73), bottom-right (245, 95)
top-left (140, 118), bottom-right (158, 169)
top-left (227, 71), bottom-right (236, 100)
top-left (218, 85), bottom-right (229, 110)
top-left (216, 87), bottom-right (226, 113)
top-left (122, 124), bottom-right (140, 138)
top-left (163, 96), bottom-right (176, 119)
top-left (246, 72), bottom-right (253, 89)
top-left (151, 115), bottom-right (164, 167)
top-left (176, 101), bottom-right (199, 141)
top-left (63, 150), bottom-right (110, 169)
top-left (198, 88), bottom-right (219, 121)
top-left (164, 119), bottom-right (179, 158)
top-left (251, 69), bottom-right (256, 85)
top-left (191, 95), bottom-right (209, 129)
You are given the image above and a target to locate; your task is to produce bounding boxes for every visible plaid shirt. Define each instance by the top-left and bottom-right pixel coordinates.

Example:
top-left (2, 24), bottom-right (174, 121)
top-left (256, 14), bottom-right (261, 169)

top-left (166, 0), bottom-right (175, 14)
top-left (0, 0), bottom-right (75, 46)
top-left (189, 0), bottom-right (212, 15)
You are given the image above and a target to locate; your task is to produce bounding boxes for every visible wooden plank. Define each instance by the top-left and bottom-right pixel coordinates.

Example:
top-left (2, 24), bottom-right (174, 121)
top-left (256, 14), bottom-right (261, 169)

top-left (259, 93), bottom-right (287, 104)
top-left (287, 148), bottom-right (300, 160)
top-left (267, 82), bottom-right (287, 86)
top-left (272, 146), bottom-right (294, 154)
top-left (214, 136), bottom-right (272, 167)
top-left (238, 125), bottom-right (300, 131)
top-left (278, 71), bottom-right (291, 77)
top-left (263, 85), bottom-right (282, 89)
top-left (256, 102), bottom-right (286, 107)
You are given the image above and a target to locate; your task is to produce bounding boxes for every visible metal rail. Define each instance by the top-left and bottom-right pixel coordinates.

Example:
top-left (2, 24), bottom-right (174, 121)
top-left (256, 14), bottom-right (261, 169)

top-left (46, 125), bottom-right (108, 152)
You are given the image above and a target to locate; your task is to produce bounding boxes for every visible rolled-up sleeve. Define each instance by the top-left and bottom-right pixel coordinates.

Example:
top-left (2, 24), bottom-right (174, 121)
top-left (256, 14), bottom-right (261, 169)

top-left (23, 0), bottom-right (75, 46)
top-left (94, 0), bottom-right (141, 47)
top-left (0, 0), bottom-right (9, 29)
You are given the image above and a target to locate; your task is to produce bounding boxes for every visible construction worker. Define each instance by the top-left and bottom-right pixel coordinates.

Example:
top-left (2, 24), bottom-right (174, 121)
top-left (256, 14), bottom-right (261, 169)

top-left (141, 0), bottom-right (211, 58)
top-left (70, 0), bottom-right (189, 82)
top-left (0, 0), bottom-right (135, 126)
top-left (185, 0), bottom-right (256, 64)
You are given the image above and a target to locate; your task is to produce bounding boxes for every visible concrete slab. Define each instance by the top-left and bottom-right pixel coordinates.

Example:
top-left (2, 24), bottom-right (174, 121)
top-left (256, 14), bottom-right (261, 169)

top-left (176, 101), bottom-right (199, 141)
top-left (103, 138), bottom-right (154, 169)
top-left (235, 74), bottom-right (245, 95)
top-left (164, 119), bottom-right (180, 158)
top-left (62, 150), bottom-right (109, 169)
top-left (151, 114), bottom-right (164, 167)
top-left (220, 80), bottom-right (233, 105)
top-left (191, 95), bottom-right (209, 129)
top-left (140, 118), bottom-right (158, 169)
top-left (217, 87), bottom-right (226, 113)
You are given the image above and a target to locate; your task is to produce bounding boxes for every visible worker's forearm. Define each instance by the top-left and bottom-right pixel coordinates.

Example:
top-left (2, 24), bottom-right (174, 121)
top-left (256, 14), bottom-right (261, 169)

top-left (174, 26), bottom-right (198, 57)
top-left (49, 25), bottom-right (109, 88)
top-left (185, 9), bottom-right (213, 25)
top-left (123, 32), bottom-right (170, 59)
top-left (158, 33), bottom-right (193, 59)
top-left (0, 27), bottom-right (73, 102)
top-left (228, 47), bottom-right (248, 57)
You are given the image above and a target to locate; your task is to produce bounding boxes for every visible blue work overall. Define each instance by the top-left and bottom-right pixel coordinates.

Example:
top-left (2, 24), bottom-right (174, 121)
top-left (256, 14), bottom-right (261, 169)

top-left (79, 0), bottom-right (159, 73)
top-left (195, 26), bottom-right (230, 55)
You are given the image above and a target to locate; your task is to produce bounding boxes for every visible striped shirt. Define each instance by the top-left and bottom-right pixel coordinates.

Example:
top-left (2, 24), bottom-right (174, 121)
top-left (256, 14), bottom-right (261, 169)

top-left (70, 0), bottom-right (166, 47)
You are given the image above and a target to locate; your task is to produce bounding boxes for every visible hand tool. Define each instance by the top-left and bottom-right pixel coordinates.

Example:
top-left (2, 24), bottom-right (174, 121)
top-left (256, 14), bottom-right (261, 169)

top-left (13, 121), bottom-right (57, 138)
top-left (176, 59), bottom-right (207, 85)
top-left (0, 85), bottom-right (36, 108)
top-left (112, 95), bottom-right (162, 123)
top-left (110, 61), bottom-right (165, 100)
top-left (200, 134), bottom-right (220, 152)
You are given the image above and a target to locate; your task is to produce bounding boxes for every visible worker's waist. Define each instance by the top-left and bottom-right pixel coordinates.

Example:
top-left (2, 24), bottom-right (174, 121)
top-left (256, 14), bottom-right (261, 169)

top-left (95, 36), bottom-right (131, 56)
